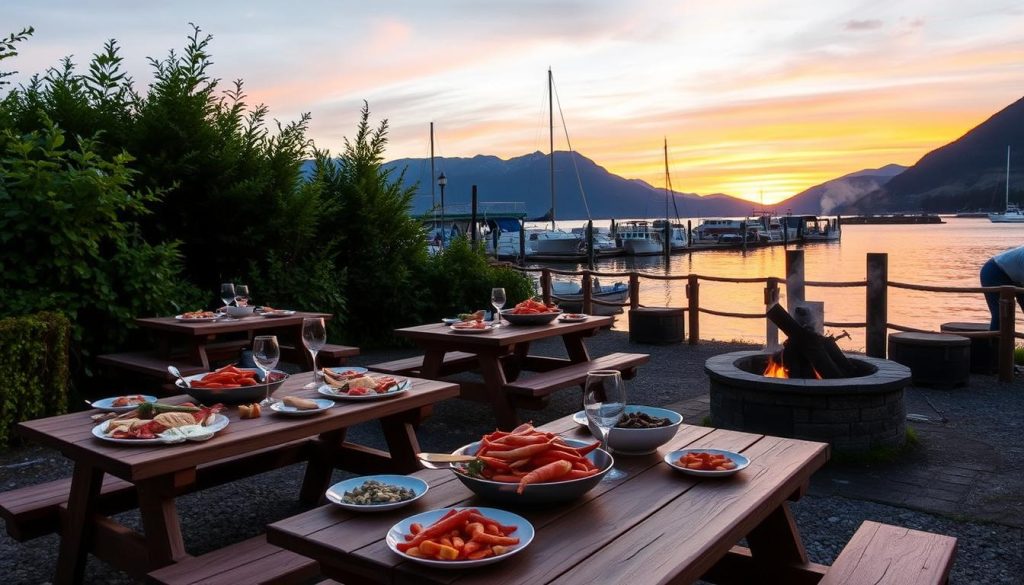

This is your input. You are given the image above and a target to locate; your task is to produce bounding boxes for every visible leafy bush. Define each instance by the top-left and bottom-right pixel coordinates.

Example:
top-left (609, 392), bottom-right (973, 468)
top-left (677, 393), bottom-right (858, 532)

top-left (420, 237), bottom-right (535, 320)
top-left (0, 312), bottom-right (70, 446)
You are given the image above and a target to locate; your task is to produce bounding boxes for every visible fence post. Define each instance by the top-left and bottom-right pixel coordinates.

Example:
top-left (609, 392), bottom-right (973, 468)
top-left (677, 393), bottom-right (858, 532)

top-left (629, 272), bottom-right (640, 310)
top-left (687, 274), bottom-right (700, 344)
top-left (998, 286), bottom-right (1015, 383)
top-left (866, 253), bottom-right (888, 358)
top-left (765, 277), bottom-right (780, 350)
top-left (519, 219), bottom-right (526, 266)
top-left (541, 268), bottom-right (552, 305)
top-left (581, 270), bottom-right (593, 315)
top-left (785, 249), bottom-right (805, 311)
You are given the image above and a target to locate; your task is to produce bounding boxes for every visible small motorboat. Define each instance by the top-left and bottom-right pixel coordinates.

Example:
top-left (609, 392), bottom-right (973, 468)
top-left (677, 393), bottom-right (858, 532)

top-left (551, 280), bottom-right (629, 315)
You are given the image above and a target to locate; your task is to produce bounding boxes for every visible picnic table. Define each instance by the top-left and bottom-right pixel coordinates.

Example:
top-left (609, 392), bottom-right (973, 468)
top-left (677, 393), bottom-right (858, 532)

top-left (266, 414), bottom-right (832, 585)
top-left (381, 316), bottom-right (647, 430)
top-left (12, 374), bottom-right (459, 585)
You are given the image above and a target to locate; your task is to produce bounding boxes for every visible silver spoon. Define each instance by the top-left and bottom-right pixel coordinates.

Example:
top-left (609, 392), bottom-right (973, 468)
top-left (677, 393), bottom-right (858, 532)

top-left (167, 365), bottom-right (190, 388)
top-left (416, 452), bottom-right (477, 470)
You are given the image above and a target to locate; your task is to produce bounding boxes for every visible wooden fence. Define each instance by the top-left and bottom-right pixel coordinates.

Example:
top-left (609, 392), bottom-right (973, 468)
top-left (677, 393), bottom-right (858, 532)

top-left (516, 250), bottom-right (1024, 382)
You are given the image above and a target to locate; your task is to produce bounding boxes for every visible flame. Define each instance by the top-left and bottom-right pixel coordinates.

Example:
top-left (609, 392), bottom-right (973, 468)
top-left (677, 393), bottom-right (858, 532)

top-left (763, 354), bottom-right (788, 378)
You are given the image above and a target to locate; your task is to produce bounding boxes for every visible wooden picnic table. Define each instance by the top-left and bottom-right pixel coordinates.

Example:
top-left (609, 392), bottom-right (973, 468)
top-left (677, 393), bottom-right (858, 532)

top-left (135, 311), bottom-right (340, 370)
top-left (15, 374), bottom-right (459, 585)
top-left (267, 414), bottom-right (831, 585)
top-left (393, 316), bottom-right (646, 430)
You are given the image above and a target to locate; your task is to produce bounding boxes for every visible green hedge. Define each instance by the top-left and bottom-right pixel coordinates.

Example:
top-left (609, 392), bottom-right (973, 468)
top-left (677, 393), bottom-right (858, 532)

top-left (0, 312), bottom-right (70, 446)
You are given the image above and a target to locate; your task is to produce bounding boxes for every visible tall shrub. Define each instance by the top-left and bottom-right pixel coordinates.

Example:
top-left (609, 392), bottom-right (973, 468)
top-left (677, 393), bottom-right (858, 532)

top-left (0, 312), bottom-right (70, 446)
top-left (420, 237), bottom-right (535, 319)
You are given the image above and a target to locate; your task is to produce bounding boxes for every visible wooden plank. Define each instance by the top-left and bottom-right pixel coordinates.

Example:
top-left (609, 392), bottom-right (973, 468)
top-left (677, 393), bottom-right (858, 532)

top-left (135, 312), bottom-right (333, 337)
top-left (503, 353), bottom-right (649, 396)
top-left (136, 475), bottom-right (188, 569)
top-left (702, 545), bottom-right (828, 585)
top-left (368, 351), bottom-right (478, 375)
top-left (819, 521), bottom-right (957, 585)
top-left (1, 474), bottom-right (134, 541)
top-left (90, 514), bottom-right (152, 579)
top-left (54, 463), bottom-right (103, 585)
top-left (395, 318), bottom-right (613, 349)
top-left (97, 353), bottom-right (207, 378)
top-left (147, 534), bottom-right (318, 585)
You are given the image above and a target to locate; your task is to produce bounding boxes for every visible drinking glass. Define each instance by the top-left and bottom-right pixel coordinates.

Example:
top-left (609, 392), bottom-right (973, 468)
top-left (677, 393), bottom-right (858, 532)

top-left (491, 288), bottom-right (506, 326)
top-left (302, 317), bottom-right (327, 389)
top-left (234, 284), bottom-right (250, 307)
top-left (220, 283), bottom-right (236, 311)
top-left (253, 335), bottom-right (280, 406)
top-left (583, 369), bottom-right (627, 480)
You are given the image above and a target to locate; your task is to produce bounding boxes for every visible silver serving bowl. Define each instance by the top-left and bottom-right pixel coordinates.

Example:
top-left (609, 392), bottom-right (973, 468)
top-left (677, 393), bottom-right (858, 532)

top-left (500, 309), bottom-right (563, 326)
top-left (175, 368), bottom-right (288, 405)
top-left (451, 438), bottom-right (611, 504)
top-left (592, 405), bottom-right (682, 455)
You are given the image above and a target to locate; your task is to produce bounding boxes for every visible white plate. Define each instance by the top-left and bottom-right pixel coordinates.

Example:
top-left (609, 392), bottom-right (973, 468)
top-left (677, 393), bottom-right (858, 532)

top-left (175, 314), bottom-right (221, 322)
top-left (269, 398), bottom-right (334, 416)
top-left (90, 395), bottom-right (158, 413)
top-left (449, 323), bottom-right (495, 334)
top-left (387, 507), bottom-right (534, 567)
top-left (326, 475), bottom-right (428, 512)
top-left (92, 414), bottom-right (230, 445)
top-left (325, 366), bottom-right (368, 376)
top-left (572, 410), bottom-right (589, 427)
top-left (441, 317), bottom-right (462, 325)
top-left (318, 377), bottom-right (411, 401)
top-left (260, 310), bottom-right (296, 318)
top-left (560, 314), bottom-right (589, 322)
top-left (663, 448), bottom-right (750, 477)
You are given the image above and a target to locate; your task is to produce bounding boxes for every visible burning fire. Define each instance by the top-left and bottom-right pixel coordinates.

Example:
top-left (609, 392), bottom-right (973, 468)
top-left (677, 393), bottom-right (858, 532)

top-left (762, 353), bottom-right (823, 380)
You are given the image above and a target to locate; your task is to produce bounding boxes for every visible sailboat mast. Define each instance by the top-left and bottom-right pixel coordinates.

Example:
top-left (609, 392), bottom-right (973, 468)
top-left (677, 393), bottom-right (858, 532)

top-left (430, 122), bottom-right (436, 209)
top-left (549, 68), bottom-right (556, 231)
top-left (664, 138), bottom-right (670, 220)
top-left (1007, 145), bottom-right (1012, 211)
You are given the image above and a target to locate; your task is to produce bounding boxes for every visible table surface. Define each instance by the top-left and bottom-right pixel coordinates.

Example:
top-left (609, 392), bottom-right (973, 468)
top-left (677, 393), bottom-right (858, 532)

top-left (135, 311), bottom-right (333, 337)
top-left (395, 316), bottom-right (613, 348)
top-left (18, 374), bottom-right (459, 482)
top-left (268, 415), bottom-right (830, 585)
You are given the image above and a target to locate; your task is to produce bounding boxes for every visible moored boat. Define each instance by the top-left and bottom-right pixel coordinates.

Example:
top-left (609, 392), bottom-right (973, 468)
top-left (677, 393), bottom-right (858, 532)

top-left (551, 280), bottom-right (628, 315)
top-left (616, 221), bottom-right (663, 256)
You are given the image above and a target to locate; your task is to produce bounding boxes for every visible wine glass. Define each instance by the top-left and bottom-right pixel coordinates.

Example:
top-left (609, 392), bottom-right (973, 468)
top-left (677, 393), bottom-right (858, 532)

top-left (234, 284), bottom-right (250, 307)
top-left (583, 369), bottom-right (627, 481)
top-left (491, 288), bottom-right (506, 327)
top-left (253, 335), bottom-right (280, 406)
top-left (220, 283), bottom-right (236, 312)
top-left (302, 317), bottom-right (327, 389)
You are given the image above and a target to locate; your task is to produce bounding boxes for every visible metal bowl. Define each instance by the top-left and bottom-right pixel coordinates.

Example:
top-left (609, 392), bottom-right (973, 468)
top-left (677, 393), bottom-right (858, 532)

top-left (175, 368), bottom-right (288, 405)
top-left (225, 305), bottom-right (256, 318)
top-left (500, 309), bottom-right (563, 326)
top-left (592, 405), bottom-right (682, 455)
top-left (451, 438), bottom-right (611, 504)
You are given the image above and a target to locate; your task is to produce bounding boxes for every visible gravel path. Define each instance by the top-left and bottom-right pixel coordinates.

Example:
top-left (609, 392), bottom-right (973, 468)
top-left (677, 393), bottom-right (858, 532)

top-left (2, 333), bottom-right (1021, 584)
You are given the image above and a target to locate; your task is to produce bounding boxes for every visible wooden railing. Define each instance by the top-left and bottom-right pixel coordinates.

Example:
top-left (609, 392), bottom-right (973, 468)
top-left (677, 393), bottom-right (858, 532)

top-left (515, 250), bottom-right (1024, 382)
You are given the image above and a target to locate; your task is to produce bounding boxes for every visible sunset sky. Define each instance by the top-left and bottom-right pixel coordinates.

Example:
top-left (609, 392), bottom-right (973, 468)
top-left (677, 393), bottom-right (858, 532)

top-left (4, 1), bottom-right (1023, 204)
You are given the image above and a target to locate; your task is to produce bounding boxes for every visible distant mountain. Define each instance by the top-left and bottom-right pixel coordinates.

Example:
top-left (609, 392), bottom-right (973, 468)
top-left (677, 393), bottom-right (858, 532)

top-left (838, 96), bottom-right (1024, 213)
top-left (778, 164), bottom-right (906, 215)
top-left (380, 151), bottom-right (764, 220)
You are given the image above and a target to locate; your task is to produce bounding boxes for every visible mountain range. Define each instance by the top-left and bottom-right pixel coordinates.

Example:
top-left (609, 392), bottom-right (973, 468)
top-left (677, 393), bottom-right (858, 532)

top-left (325, 94), bottom-right (1023, 218)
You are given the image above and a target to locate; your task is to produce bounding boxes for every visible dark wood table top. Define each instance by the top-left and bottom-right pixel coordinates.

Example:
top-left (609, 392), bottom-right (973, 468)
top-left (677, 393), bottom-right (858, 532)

top-left (267, 416), bottom-right (830, 585)
top-left (135, 311), bottom-right (333, 336)
top-left (18, 375), bottom-right (458, 482)
top-left (395, 316), bottom-right (613, 348)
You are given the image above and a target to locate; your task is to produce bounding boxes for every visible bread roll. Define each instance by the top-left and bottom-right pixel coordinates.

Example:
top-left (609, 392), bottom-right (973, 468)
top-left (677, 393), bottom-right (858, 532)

top-left (283, 396), bottom-right (319, 410)
top-left (154, 412), bottom-right (198, 428)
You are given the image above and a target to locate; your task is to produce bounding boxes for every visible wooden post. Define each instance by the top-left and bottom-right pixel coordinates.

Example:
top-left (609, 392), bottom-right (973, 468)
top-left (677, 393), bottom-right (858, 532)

top-left (740, 220), bottom-right (747, 251)
top-left (582, 270), bottom-right (593, 315)
top-left (998, 286), bottom-right (1016, 383)
top-left (866, 253), bottom-right (888, 358)
top-left (519, 218), bottom-right (526, 265)
top-left (586, 220), bottom-right (595, 269)
top-left (785, 249), bottom-right (805, 311)
top-left (765, 277), bottom-right (780, 350)
top-left (541, 268), bottom-right (552, 305)
top-left (687, 274), bottom-right (700, 344)
top-left (663, 221), bottom-right (671, 259)
top-left (628, 272), bottom-right (640, 310)
top-left (687, 220), bottom-right (693, 246)
top-left (470, 186), bottom-right (478, 248)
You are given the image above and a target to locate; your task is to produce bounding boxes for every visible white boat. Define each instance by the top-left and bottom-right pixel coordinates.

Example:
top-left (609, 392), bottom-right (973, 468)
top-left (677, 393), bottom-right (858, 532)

top-left (570, 226), bottom-right (623, 257)
top-left (617, 221), bottom-right (664, 256)
top-left (989, 146), bottom-right (1023, 223)
top-left (652, 219), bottom-right (688, 252)
top-left (551, 280), bottom-right (628, 315)
top-left (693, 218), bottom-right (746, 244)
top-left (526, 229), bottom-right (584, 258)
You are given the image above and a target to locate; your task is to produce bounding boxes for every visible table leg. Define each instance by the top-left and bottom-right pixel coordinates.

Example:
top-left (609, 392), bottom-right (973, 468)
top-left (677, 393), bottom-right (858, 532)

top-left (478, 352), bottom-right (519, 430)
top-left (745, 501), bottom-right (809, 567)
top-left (187, 336), bottom-right (213, 370)
top-left (379, 413), bottom-right (423, 473)
top-left (563, 333), bottom-right (592, 363)
top-left (420, 349), bottom-right (447, 378)
top-left (502, 342), bottom-right (532, 382)
top-left (54, 462), bottom-right (104, 585)
top-left (300, 429), bottom-right (347, 504)
top-left (136, 475), bottom-right (188, 570)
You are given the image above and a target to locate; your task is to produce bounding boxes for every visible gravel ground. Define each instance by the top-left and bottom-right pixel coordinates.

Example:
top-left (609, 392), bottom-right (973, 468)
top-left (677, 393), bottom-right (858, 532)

top-left (1, 332), bottom-right (1021, 584)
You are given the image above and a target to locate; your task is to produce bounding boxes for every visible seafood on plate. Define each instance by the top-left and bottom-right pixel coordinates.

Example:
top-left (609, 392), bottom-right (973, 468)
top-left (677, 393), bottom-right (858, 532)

top-left (322, 369), bottom-right (400, 395)
top-left (104, 403), bottom-right (223, 440)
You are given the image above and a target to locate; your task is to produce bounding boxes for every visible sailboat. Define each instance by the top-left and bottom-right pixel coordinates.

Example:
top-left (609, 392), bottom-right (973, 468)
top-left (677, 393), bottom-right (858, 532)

top-left (655, 138), bottom-right (688, 252)
top-left (526, 69), bottom-right (587, 260)
top-left (989, 146), bottom-right (1024, 223)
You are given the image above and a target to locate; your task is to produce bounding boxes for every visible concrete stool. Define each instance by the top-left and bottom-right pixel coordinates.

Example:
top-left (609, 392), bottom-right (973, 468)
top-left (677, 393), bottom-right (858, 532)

top-left (629, 307), bottom-right (685, 344)
top-left (940, 322), bottom-right (998, 374)
top-left (888, 332), bottom-right (970, 388)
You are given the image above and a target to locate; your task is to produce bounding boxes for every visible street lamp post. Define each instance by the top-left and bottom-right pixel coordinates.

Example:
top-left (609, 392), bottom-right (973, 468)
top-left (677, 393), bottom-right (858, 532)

top-left (438, 172), bottom-right (448, 248)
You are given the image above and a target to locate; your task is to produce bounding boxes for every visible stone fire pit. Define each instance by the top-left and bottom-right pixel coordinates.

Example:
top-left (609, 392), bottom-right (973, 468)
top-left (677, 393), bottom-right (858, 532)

top-left (705, 350), bottom-right (911, 453)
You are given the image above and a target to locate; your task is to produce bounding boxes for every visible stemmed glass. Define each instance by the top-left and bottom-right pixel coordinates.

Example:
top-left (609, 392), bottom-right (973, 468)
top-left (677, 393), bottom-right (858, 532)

top-left (253, 335), bottom-right (280, 406)
top-left (234, 284), bottom-right (250, 307)
top-left (583, 369), bottom-right (627, 481)
top-left (302, 317), bottom-right (327, 389)
top-left (491, 288), bottom-right (506, 327)
top-left (220, 283), bottom-right (236, 313)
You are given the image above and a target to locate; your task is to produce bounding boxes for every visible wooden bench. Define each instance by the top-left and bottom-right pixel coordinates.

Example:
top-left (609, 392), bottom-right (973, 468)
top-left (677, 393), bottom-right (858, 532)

top-left (820, 521), bottom-right (957, 585)
top-left (503, 352), bottom-right (649, 398)
top-left (0, 440), bottom-right (312, 543)
top-left (317, 343), bottom-right (359, 366)
top-left (147, 534), bottom-right (319, 585)
top-left (368, 351), bottom-right (479, 376)
top-left (97, 352), bottom-right (206, 382)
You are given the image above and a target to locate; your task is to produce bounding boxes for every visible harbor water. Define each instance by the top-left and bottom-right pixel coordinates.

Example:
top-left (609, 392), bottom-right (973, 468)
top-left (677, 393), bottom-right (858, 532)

top-left (525, 217), bottom-right (1023, 351)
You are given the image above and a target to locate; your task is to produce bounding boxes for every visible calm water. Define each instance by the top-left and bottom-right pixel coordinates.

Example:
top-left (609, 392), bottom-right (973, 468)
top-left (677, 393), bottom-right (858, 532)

top-left (527, 217), bottom-right (1022, 350)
